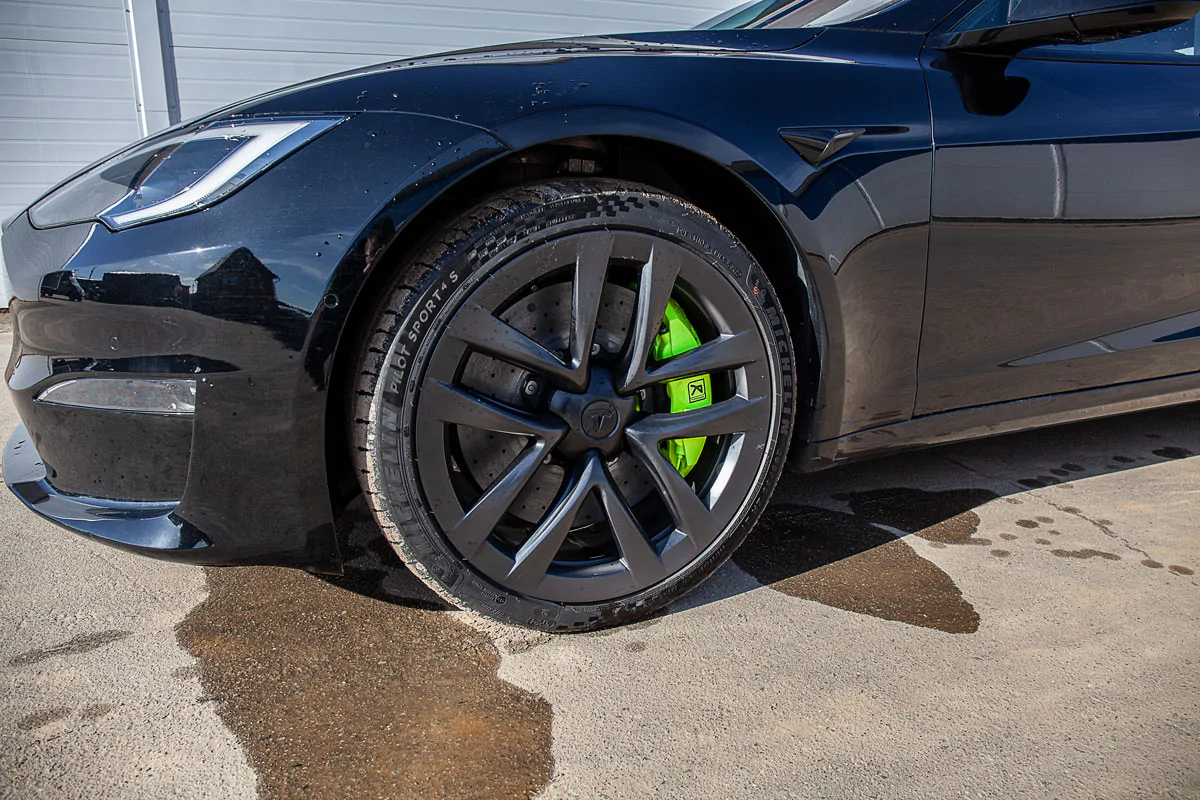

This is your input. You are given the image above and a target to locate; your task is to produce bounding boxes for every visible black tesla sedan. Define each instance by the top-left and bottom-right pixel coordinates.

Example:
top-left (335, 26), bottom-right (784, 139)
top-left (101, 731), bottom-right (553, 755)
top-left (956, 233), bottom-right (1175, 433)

top-left (4, 0), bottom-right (1199, 631)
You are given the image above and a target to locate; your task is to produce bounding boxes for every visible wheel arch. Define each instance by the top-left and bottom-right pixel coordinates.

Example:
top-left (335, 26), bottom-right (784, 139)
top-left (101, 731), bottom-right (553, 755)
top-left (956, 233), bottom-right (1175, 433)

top-left (325, 127), bottom-right (827, 513)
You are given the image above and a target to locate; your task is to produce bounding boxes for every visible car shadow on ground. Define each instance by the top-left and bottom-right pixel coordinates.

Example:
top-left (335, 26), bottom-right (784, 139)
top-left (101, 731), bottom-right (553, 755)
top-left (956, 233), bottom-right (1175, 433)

top-left (323, 403), bottom-right (1200, 632)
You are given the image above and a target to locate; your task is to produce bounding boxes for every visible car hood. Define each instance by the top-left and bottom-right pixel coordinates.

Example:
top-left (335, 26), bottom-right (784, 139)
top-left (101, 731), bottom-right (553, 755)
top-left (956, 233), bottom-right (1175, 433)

top-left (377, 29), bottom-right (820, 63)
top-left (206, 28), bottom-right (822, 124)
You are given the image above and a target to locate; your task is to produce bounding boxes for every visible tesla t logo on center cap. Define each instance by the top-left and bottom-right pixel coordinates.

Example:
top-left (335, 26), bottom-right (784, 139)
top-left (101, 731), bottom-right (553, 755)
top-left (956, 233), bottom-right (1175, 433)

top-left (582, 401), bottom-right (620, 439)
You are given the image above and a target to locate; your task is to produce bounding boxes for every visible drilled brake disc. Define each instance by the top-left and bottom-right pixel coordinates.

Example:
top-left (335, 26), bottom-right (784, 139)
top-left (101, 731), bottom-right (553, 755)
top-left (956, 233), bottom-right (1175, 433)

top-left (456, 282), bottom-right (656, 529)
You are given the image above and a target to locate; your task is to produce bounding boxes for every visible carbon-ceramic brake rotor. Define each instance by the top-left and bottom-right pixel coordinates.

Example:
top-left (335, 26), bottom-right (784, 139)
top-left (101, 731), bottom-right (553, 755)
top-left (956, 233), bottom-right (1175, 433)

top-left (455, 282), bottom-right (656, 529)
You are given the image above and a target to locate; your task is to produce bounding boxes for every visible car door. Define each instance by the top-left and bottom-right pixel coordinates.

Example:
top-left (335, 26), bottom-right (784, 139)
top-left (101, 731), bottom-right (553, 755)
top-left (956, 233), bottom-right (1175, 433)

top-left (915, 1), bottom-right (1200, 415)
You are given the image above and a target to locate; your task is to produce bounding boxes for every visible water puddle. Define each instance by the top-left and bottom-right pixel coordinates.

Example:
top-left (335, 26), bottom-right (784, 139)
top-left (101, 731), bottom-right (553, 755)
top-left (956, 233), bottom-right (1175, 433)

top-left (734, 489), bottom-right (991, 634)
top-left (177, 505), bottom-right (553, 800)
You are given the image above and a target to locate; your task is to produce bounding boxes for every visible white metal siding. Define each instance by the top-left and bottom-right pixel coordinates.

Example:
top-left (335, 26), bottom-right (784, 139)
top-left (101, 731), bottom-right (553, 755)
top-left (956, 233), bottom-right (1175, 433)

top-left (168, 0), bottom-right (734, 119)
top-left (0, 0), bottom-right (139, 224)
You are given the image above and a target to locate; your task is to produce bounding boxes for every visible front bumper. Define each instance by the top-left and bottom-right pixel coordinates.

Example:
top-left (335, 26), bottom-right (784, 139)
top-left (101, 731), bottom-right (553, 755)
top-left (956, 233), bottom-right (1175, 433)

top-left (4, 423), bottom-right (209, 555)
top-left (4, 279), bottom-right (203, 556)
top-left (1, 205), bottom-right (343, 572)
top-left (2, 251), bottom-right (345, 571)
top-left (0, 110), bottom-right (508, 574)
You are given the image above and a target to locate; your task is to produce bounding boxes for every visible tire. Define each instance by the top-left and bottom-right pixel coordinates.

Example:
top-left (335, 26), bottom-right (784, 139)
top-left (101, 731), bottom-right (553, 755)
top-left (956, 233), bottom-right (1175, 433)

top-left (351, 180), bottom-right (795, 632)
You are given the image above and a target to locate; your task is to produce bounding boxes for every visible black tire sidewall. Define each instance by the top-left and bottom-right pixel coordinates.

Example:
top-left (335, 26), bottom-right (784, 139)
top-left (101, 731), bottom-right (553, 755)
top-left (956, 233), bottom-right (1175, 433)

top-left (368, 181), bottom-right (795, 632)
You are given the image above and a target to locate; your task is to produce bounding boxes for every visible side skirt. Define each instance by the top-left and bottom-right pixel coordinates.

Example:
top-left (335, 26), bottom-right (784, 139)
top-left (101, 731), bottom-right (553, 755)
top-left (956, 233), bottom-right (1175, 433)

top-left (799, 370), bottom-right (1200, 469)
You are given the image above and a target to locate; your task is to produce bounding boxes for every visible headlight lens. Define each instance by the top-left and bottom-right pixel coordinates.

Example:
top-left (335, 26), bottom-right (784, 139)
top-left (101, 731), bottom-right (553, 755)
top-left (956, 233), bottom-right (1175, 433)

top-left (29, 116), bottom-right (344, 231)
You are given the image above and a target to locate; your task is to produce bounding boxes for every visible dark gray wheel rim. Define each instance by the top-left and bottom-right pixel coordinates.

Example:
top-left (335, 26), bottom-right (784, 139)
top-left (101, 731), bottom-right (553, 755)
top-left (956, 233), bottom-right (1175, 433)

top-left (412, 229), bottom-right (775, 604)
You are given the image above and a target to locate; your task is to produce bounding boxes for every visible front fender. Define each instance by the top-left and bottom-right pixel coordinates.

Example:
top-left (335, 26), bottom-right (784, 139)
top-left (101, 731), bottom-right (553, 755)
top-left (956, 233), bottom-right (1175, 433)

top-left (301, 114), bottom-right (510, 392)
top-left (230, 31), bottom-right (935, 441)
top-left (485, 86), bottom-right (930, 442)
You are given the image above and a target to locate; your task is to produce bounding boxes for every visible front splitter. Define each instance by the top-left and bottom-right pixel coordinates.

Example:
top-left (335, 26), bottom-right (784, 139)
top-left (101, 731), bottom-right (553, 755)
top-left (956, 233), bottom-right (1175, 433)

top-left (3, 423), bottom-right (208, 556)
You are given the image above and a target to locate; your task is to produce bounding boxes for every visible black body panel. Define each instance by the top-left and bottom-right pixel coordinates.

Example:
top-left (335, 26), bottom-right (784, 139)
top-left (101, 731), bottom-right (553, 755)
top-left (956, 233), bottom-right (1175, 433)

top-left (919, 50), bottom-right (1200, 413)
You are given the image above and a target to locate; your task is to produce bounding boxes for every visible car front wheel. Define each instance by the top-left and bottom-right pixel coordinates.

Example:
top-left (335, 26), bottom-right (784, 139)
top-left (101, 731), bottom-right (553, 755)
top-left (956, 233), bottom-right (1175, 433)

top-left (351, 180), bottom-right (795, 631)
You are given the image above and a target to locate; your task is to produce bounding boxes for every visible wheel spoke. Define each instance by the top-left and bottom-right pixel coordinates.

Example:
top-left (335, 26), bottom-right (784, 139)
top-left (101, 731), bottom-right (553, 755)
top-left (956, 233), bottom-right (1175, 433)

top-left (446, 436), bottom-right (560, 559)
top-left (449, 303), bottom-right (583, 390)
top-left (632, 332), bottom-right (761, 390)
top-left (504, 456), bottom-right (600, 593)
top-left (504, 451), bottom-right (669, 592)
top-left (595, 470), bottom-right (667, 586)
top-left (422, 380), bottom-right (564, 438)
top-left (628, 396), bottom-right (765, 443)
top-left (625, 432), bottom-right (715, 540)
top-left (570, 233), bottom-right (614, 374)
top-left (617, 243), bottom-right (682, 394)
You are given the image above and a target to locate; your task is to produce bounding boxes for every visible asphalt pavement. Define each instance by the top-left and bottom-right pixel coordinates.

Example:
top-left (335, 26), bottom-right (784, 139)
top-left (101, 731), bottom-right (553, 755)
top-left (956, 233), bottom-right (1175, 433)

top-left (1, 321), bottom-right (1197, 800)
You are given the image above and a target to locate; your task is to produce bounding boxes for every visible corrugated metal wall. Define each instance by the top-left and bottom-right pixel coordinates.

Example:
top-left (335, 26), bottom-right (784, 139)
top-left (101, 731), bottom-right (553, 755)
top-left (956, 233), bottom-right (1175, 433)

top-left (0, 0), bottom-right (731, 305)
top-left (0, 0), bottom-right (140, 228)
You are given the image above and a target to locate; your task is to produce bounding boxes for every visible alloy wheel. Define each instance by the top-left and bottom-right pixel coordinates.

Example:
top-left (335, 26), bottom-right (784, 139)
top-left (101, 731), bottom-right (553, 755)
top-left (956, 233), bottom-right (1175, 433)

top-left (412, 229), bottom-right (776, 604)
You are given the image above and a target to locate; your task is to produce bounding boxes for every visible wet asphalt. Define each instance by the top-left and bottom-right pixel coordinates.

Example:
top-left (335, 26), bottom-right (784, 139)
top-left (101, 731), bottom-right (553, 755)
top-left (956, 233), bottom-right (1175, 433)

top-left (1, 320), bottom-right (1197, 800)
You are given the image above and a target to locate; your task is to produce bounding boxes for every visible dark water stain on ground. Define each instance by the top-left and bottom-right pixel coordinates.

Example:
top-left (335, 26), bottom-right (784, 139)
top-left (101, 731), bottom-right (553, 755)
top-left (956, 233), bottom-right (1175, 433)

top-left (10, 630), bottom-right (133, 667)
top-left (16, 707), bottom-right (71, 731)
top-left (1153, 447), bottom-right (1195, 460)
top-left (178, 507), bottom-right (552, 800)
top-left (321, 523), bottom-right (450, 612)
top-left (1018, 476), bottom-right (1063, 488)
top-left (80, 703), bottom-right (117, 721)
top-left (1169, 565), bottom-right (1195, 576)
top-left (735, 490), bottom-right (988, 634)
top-left (1051, 548), bottom-right (1121, 562)
top-left (833, 488), bottom-right (999, 547)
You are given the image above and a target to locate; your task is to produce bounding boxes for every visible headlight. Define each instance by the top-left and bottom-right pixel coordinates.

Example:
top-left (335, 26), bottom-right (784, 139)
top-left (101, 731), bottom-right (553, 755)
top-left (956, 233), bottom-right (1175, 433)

top-left (29, 116), bottom-right (345, 231)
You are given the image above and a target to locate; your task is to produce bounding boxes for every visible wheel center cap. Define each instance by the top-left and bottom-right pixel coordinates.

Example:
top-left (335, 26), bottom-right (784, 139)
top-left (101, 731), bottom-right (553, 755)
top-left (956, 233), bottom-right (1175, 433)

top-left (581, 400), bottom-right (620, 440)
top-left (548, 368), bottom-right (636, 458)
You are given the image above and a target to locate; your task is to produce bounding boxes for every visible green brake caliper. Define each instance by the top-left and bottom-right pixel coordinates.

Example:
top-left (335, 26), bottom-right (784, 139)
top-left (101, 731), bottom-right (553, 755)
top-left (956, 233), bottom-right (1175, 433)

top-left (651, 299), bottom-right (712, 477)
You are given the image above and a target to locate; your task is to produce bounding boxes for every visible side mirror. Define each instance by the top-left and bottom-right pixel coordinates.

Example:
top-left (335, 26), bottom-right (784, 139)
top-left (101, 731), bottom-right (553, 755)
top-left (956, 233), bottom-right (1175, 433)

top-left (929, 0), bottom-right (1200, 54)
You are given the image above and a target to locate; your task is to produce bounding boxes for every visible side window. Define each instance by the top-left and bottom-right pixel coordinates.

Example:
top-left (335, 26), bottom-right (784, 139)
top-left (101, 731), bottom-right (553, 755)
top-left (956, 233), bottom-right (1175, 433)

top-left (953, 0), bottom-right (1200, 63)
